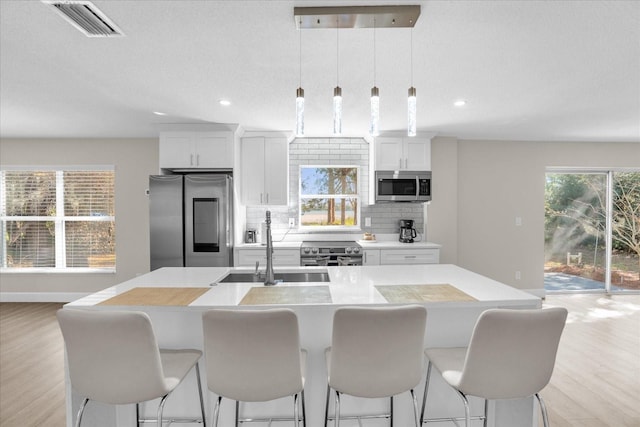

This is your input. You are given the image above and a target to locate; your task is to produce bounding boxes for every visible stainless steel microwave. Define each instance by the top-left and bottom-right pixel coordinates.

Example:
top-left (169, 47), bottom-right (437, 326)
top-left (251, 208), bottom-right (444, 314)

top-left (375, 171), bottom-right (432, 203)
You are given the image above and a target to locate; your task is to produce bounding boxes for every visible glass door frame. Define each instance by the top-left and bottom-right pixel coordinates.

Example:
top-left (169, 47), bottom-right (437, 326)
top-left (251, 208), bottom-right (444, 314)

top-left (546, 168), bottom-right (640, 295)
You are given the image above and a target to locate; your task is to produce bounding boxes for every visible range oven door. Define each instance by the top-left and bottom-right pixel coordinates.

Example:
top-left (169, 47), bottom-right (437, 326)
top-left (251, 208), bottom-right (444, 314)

top-left (300, 255), bottom-right (362, 267)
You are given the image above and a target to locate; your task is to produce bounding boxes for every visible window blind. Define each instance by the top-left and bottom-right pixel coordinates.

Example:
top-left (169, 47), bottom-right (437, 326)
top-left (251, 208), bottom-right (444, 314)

top-left (1, 169), bottom-right (115, 271)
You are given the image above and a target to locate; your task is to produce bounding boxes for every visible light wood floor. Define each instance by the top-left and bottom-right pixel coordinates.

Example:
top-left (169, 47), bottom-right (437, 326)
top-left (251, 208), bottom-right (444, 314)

top-left (540, 294), bottom-right (640, 427)
top-left (1, 296), bottom-right (638, 427)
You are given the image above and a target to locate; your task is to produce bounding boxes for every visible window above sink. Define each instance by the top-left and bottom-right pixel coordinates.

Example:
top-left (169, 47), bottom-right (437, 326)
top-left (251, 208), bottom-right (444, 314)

top-left (299, 166), bottom-right (360, 230)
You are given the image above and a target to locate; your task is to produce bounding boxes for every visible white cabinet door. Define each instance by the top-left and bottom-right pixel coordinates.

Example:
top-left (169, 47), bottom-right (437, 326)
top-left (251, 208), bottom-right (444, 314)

top-left (375, 137), bottom-right (404, 170)
top-left (159, 134), bottom-right (194, 168)
top-left (263, 138), bottom-right (288, 205)
top-left (236, 249), bottom-right (300, 267)
top-left (194, 134), bottom-right (233, 168)
top-left (363, 249), bottom-right (380, 265)
top-left (404, 137), bottom-right (431, 170)
top-left (241, 136), bottom-right (288, 205)
top-left (380, 248), bottom-right (440, 265)
top-left (241, 137), bottom-right (265, 205)
top-left (374, 137), bottom-right (431, 171)
top-left (159, 132), bottom-right (233, 169)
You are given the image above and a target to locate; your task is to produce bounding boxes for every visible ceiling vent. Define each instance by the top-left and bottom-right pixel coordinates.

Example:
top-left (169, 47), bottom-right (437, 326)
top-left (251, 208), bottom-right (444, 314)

top-left (42, 1), bottom-right (124, 37)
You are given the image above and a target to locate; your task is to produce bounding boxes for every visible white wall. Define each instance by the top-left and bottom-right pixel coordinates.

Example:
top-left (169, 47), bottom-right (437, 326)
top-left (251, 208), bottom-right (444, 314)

top-left (0, 138), bottom-right (158, 299)
top-left (427, 136), bottom-right (459, 264)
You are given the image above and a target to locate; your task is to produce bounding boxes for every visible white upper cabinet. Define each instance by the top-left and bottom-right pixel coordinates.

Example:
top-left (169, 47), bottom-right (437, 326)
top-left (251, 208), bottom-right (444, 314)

top-left (241, 136), bottom-right (288, 205)
top-left (159, 131), bottom-right (233, 169)
top-left (375, 136), bottom-right (432, 171)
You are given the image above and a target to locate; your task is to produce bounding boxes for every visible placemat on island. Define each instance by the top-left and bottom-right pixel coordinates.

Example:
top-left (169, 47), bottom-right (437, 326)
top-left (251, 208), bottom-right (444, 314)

top-left (240, 285), bottom-right (332, 305)
top-left (99, 287), bottom-right (209, 306)
top-left (375, 284), bottom-right (476, 303)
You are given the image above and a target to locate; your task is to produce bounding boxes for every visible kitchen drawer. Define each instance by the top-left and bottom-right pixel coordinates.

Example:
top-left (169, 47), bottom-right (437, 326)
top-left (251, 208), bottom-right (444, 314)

top-left (236, 249), bottom-right (300, 267)
top-left (380, 249), bottom-right (439, 265)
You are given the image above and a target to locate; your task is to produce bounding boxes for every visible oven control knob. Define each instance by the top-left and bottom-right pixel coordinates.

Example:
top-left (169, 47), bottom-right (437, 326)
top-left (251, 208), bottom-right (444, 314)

top-left (311, 248), bottom-right (318, 254)
top-left (303, 247), bottom-right (310, 254)
top-left (353, 247), bottom-right (360, 254)
top-left (345, 247), bottom-right (352, 254)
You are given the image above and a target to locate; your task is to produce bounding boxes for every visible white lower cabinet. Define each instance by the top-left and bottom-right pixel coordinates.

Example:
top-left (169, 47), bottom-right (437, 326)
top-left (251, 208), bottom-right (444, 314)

top-left (363, 249), bottom-right (381, 266)
top-left (236, 248), bottom-right (300, 267)
top-left (380, 248), bottom-right (440, 265)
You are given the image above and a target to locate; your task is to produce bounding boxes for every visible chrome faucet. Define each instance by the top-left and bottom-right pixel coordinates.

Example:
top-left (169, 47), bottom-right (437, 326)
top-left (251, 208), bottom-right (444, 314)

top-left (264, 211), bottom-right (277, 286)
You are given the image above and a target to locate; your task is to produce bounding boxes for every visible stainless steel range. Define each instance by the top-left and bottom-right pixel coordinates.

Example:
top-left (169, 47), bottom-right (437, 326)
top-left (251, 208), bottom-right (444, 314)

top-left (300, 241), bottom-right (363, 266)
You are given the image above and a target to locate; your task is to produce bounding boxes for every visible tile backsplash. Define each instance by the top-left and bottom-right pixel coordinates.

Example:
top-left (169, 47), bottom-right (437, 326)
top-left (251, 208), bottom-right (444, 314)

top-left (245, 137), bottom-right (424, 238)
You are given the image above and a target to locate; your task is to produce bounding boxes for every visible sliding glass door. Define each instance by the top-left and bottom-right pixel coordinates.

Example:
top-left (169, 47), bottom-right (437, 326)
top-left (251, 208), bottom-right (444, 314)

top-left (610, 172), bottom-right (640, 292)
top-left (545, 170), bottom-right (639, 293)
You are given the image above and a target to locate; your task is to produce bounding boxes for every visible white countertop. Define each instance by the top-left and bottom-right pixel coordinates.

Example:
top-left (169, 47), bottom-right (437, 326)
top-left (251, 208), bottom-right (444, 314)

top-left (235, 240), bottom-right (442, 250)
top-left (67, 264), bottom-right (539, 310)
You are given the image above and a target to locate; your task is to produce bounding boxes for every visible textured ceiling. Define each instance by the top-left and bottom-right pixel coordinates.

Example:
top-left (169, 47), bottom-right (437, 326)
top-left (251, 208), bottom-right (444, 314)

top-left (1, 0), bottom-right (638, 141)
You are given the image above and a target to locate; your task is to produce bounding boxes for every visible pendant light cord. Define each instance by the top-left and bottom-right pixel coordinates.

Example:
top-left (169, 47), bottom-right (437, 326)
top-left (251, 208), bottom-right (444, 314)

top-left (410, 25), bottom-right (414, 86)
top-left (336, 17), bottom-right (339, 86)
top-left (299, 17), bottom-right (302, 87)
top-left (373, 18), bottom-right (376, 85)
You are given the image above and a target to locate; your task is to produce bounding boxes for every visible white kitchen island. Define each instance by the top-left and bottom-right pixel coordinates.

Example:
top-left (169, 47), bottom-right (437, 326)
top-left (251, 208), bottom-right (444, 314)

top-left (64, 264), bottom-right (542, 427)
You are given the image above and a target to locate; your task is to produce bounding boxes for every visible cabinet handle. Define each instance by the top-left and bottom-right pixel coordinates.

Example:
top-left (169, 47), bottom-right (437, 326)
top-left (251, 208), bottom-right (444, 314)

top-left (260, 193), bottom-right (263, 204)
top-left (404, 255), bottom-right (417, 259)
top-left (364, 253), bottom-right (367, 263)
top-left (266, 193), bottom-right (269, 204)
top-left (399, 159), bottom-right (402, 169)
top-left (405, 158), bottom-right (408, 169)
top-left (196, 154), bottom-right (200, 166)
top-left (190, 154), bottom-right (194, 166)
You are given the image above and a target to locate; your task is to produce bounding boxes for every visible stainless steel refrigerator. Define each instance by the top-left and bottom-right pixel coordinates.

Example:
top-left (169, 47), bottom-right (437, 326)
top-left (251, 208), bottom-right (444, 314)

top-left (149, 174), bottom-right (233, 270)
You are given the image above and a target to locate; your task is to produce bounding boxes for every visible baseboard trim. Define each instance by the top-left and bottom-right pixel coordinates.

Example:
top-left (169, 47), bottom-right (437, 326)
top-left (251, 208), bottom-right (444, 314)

top-left (523, 288), bottom-right (546, 299)
top-left (0, 292), bottom-right (89, 303)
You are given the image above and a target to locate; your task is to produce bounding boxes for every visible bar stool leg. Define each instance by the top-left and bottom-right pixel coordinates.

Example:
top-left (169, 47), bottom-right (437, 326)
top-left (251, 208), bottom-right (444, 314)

top-left (335, 391), bottom-right (341, 427)
top-left (301, 389), bottom-right (307, 427)
top-left (212, 396), bottom-right (222, 427)
top-left (323, 385), bottom-right (330, 427)
top-left (410, 389), bottom-right (420, 427)
top-left (420, 361), bottom-right (433, 423)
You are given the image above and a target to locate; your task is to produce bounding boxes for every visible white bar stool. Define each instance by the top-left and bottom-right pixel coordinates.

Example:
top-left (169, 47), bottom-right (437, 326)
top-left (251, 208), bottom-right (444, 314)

top-left (57, 309), bottom-right (207, 427)
top-left (420, 307), bottom-right (568, 427)
top-left (202, 308), bottom-right (307, 427)
top-left (324, 305), bottom-right (427, 427)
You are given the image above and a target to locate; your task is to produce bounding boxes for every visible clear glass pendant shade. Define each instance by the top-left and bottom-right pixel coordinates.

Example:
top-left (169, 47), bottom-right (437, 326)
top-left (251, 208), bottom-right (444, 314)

top-left (296, 87), bottom-right (304, 136)
top-left (408, 86), bottom-right (416, 137)
top-left (333, 86), bottom-right (342, 135)
top-left (370, 86), bottom-right (379, 136)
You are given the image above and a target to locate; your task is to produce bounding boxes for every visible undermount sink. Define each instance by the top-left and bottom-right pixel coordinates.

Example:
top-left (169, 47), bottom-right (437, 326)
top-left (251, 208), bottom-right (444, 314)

top-left (218, 271), bottom-right (330, 283)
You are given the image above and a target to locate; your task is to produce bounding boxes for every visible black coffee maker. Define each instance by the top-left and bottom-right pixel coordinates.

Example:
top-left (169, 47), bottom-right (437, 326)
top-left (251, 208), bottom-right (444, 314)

top-left (399, 219), bottom-right (417, 243)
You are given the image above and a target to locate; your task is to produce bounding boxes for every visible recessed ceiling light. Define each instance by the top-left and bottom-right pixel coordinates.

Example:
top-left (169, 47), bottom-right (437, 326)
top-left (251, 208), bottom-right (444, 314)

top-left (454, 100), bottom-right (467, 107)
top-left (219, 99), bottom-right (231, 106)
top-left (153, 111), bottom-right (167, 116)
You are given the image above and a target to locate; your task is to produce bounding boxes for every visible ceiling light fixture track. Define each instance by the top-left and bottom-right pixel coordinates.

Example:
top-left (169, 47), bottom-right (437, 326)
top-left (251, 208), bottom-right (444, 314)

top-left (293, 5), bottom-right (420, 136)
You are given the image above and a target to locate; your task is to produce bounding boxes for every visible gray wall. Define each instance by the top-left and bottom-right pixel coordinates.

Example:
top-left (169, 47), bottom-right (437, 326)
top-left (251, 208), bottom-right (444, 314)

top-left (0, 138), bottom-right (158, 297)
top-left (428, 139), bottom-right (640, 292)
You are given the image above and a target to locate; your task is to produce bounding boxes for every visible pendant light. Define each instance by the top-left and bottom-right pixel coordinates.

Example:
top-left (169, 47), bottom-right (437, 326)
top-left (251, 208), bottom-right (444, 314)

top-left (408, 25), bottom-right (417, 137)
top-left (333, 18), bottom-right (342, 135)
top-left (370, 19), bottom-right (380, 136)
top-left (295, 18), bottom-right (304, 137)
